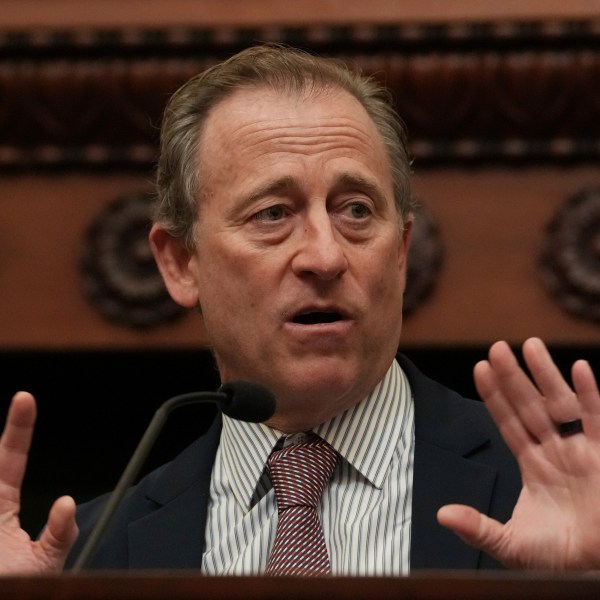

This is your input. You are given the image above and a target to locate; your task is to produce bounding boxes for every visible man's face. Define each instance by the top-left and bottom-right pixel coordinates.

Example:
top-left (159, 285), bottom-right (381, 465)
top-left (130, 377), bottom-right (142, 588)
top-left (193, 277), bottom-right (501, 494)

top-left (174, 86), bottom-right (410, 431)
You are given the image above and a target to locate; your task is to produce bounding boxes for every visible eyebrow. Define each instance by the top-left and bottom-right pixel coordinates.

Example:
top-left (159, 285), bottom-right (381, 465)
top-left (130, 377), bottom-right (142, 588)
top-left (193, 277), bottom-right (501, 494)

top-left (244, 175), bottom-right (299, 206)
top-left (242, 172), bottom-right (387, 207)
top-left (332, 172), bottom-right (387, 205)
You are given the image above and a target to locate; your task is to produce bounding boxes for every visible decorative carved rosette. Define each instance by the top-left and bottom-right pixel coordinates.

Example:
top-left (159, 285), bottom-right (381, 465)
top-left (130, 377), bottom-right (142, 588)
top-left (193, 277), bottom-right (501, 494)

top-left (80, 192), bottom-right (186, 328)
top-left (538, 189), bottom-right (600, 323)
top-left (403, 202), bottom-right (444, 315)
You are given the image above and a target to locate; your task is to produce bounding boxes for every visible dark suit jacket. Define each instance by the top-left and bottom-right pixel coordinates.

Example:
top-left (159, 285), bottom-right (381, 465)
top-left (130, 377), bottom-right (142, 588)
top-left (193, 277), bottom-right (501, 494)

top-left (66, 354), bottom-right (521, 570)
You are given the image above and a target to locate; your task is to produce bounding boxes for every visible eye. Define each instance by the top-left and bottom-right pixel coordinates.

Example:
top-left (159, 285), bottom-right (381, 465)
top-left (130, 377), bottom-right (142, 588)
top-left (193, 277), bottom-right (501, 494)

top-left (252, 205), bottom-right (286, 222)
top-left (345, 202), bottom-right (372, 219)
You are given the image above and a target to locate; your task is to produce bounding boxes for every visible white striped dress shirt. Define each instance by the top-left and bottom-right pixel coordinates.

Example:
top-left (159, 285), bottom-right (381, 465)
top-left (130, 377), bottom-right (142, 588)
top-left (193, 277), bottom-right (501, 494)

top-left (201, 360), bottom-right (414, 576)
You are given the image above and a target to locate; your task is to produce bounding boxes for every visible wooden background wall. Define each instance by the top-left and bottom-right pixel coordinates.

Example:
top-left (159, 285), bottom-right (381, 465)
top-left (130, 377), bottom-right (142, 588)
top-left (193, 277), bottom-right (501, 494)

top-left (1, 0), bottom-right (599, 350)
top-left (0, 0), bottom-right (599, 534)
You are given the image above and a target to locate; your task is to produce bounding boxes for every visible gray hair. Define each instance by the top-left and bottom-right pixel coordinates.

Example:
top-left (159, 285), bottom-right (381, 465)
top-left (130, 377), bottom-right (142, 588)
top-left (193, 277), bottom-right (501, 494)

top-left (154, 43), bottom-right (414, 248)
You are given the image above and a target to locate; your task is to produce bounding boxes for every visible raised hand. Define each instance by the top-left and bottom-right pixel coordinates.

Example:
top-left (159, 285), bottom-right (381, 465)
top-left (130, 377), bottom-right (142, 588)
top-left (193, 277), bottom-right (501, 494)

top-left (438, 337), bottom-right (600, 570)
top-left (0, 392), bottom-right (78, 574)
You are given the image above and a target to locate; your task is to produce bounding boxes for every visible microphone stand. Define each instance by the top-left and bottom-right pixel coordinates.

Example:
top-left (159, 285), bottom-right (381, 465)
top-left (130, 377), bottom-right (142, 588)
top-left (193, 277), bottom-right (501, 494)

top-left (72, 391), bottom-right (226, 571)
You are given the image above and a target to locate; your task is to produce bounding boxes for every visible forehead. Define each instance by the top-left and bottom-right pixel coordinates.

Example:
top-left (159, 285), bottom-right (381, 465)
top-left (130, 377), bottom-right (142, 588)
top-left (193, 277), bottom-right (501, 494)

top-left (198, 85), bottom-right (390, 179)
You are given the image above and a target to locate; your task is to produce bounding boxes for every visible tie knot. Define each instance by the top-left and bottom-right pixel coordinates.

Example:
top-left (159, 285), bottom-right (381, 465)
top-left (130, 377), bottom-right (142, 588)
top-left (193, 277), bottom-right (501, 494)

top-left (267, 437), bottom-right (339, 510)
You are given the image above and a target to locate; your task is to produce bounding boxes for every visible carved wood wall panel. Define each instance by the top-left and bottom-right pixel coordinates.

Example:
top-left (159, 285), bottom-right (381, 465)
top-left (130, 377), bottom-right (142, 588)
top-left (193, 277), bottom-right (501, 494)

top-left (1, 10), bottom-right (599, 347)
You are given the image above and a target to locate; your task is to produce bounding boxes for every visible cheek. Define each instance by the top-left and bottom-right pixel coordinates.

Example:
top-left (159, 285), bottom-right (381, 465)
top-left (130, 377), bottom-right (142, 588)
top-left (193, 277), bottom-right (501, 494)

top-left (372, 272), bottom-right (404, 311)
top-left (371, 238), bottom-right (406, 290)
top-left (365, 259), bottom-right (406, 329)
top-left (195, 247), bottom-right (268, 320)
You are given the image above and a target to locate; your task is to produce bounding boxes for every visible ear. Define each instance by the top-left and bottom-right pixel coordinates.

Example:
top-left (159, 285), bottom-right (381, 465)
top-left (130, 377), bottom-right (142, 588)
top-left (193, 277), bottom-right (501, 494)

top-left (149, 223), bottom-right (199, 308)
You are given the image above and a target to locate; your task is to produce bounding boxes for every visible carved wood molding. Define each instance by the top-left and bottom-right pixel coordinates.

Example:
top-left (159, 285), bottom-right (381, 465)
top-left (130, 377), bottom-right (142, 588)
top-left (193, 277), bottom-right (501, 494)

top-left (0, 19), bottom-right (598, 169)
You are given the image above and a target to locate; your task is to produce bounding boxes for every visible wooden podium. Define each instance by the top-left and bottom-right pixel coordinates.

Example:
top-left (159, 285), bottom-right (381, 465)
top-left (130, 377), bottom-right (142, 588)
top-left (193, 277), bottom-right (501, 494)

top-left (1, 571), bottom-right (600, 600)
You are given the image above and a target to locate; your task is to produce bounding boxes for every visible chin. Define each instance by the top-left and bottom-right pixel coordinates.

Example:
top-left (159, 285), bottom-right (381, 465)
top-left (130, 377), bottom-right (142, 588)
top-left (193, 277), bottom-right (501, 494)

top-left (267, 368), bottom-right (366, 426)
top-left (283, 359), bottom-right (355, 391)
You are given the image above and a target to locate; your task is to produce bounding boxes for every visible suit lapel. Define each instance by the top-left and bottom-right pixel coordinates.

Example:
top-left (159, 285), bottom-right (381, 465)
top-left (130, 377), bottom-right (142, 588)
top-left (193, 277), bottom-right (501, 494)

top-left (398, 355), bottom-right (500, 569)
top-left (411, 438), bottom-right (498, 569)
top-left (128, 415), bottom-right (222, 568)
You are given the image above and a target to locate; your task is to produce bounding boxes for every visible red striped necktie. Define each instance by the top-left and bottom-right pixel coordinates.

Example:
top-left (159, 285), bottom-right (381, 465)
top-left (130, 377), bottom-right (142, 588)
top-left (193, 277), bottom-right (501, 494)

top-left (265, 436), bottom-right (340, 576)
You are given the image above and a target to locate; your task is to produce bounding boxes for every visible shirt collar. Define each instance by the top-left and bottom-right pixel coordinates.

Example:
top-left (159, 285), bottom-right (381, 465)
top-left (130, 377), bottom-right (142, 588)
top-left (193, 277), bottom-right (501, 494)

top-left (220, 359), bottom-right (412, 508)
top-left (315, 359), bottom-right (411, 488)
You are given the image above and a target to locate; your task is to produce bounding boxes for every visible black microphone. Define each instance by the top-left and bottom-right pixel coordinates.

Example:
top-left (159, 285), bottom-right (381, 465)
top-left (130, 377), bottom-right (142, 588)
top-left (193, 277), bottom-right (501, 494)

top-left (72, 381), bottom-right (275, 571)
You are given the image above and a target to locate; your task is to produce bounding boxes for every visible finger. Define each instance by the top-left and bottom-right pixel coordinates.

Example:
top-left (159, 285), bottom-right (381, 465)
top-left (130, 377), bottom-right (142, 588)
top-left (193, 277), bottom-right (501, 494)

top-left (437, 504), bottom-right (506, 561)
top-left (486, 340), bottom-right (556, 443)
top-left (474, 358), bottom-right (534, 458)
top-left (522, 338), bottom-right (579, 425)
top-left (0, 392), bottom-right (37, 497)
top-left (572, 360), bottom-right (600, 435)
top-left (37, 496), bottom-right (79, 571)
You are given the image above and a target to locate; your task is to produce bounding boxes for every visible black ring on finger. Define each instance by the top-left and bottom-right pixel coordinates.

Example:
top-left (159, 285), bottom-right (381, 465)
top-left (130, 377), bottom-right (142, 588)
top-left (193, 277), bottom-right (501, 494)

top-left (557, 419), bottom-right (584, 438)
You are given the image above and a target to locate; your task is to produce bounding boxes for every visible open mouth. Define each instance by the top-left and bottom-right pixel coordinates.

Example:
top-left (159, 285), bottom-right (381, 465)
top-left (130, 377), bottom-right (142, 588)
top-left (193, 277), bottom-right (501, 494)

top-left (292, 311), bottom-right (344, 325)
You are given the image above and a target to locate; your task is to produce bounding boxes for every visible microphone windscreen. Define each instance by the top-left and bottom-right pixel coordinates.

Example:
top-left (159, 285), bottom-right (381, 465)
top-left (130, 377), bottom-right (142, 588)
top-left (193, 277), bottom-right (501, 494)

top-left (218, 381), bottom-right (276, 423)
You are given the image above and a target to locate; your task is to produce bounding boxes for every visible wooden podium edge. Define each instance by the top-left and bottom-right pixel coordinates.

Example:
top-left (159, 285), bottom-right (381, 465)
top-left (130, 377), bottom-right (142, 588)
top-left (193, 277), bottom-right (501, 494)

top-left (1, 570), bottom-right (600, 600)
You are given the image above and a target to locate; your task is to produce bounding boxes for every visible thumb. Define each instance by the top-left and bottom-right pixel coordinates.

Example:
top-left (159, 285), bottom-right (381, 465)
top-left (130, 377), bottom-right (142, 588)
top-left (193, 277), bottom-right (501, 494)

top-left (37, 496), bottom-right (79, 570)
top-left (437, 503), bottom-right (505, 556)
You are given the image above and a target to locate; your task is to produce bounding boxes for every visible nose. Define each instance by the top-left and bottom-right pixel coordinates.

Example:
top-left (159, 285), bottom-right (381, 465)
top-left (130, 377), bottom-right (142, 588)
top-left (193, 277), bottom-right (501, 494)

top-left (291, 212), bottom-right (348, 281)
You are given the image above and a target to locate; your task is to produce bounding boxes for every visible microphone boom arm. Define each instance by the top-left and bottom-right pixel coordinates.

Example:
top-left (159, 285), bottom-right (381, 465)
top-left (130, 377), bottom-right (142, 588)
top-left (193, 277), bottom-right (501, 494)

top-left (71, 391), bottom-right (227, 571)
